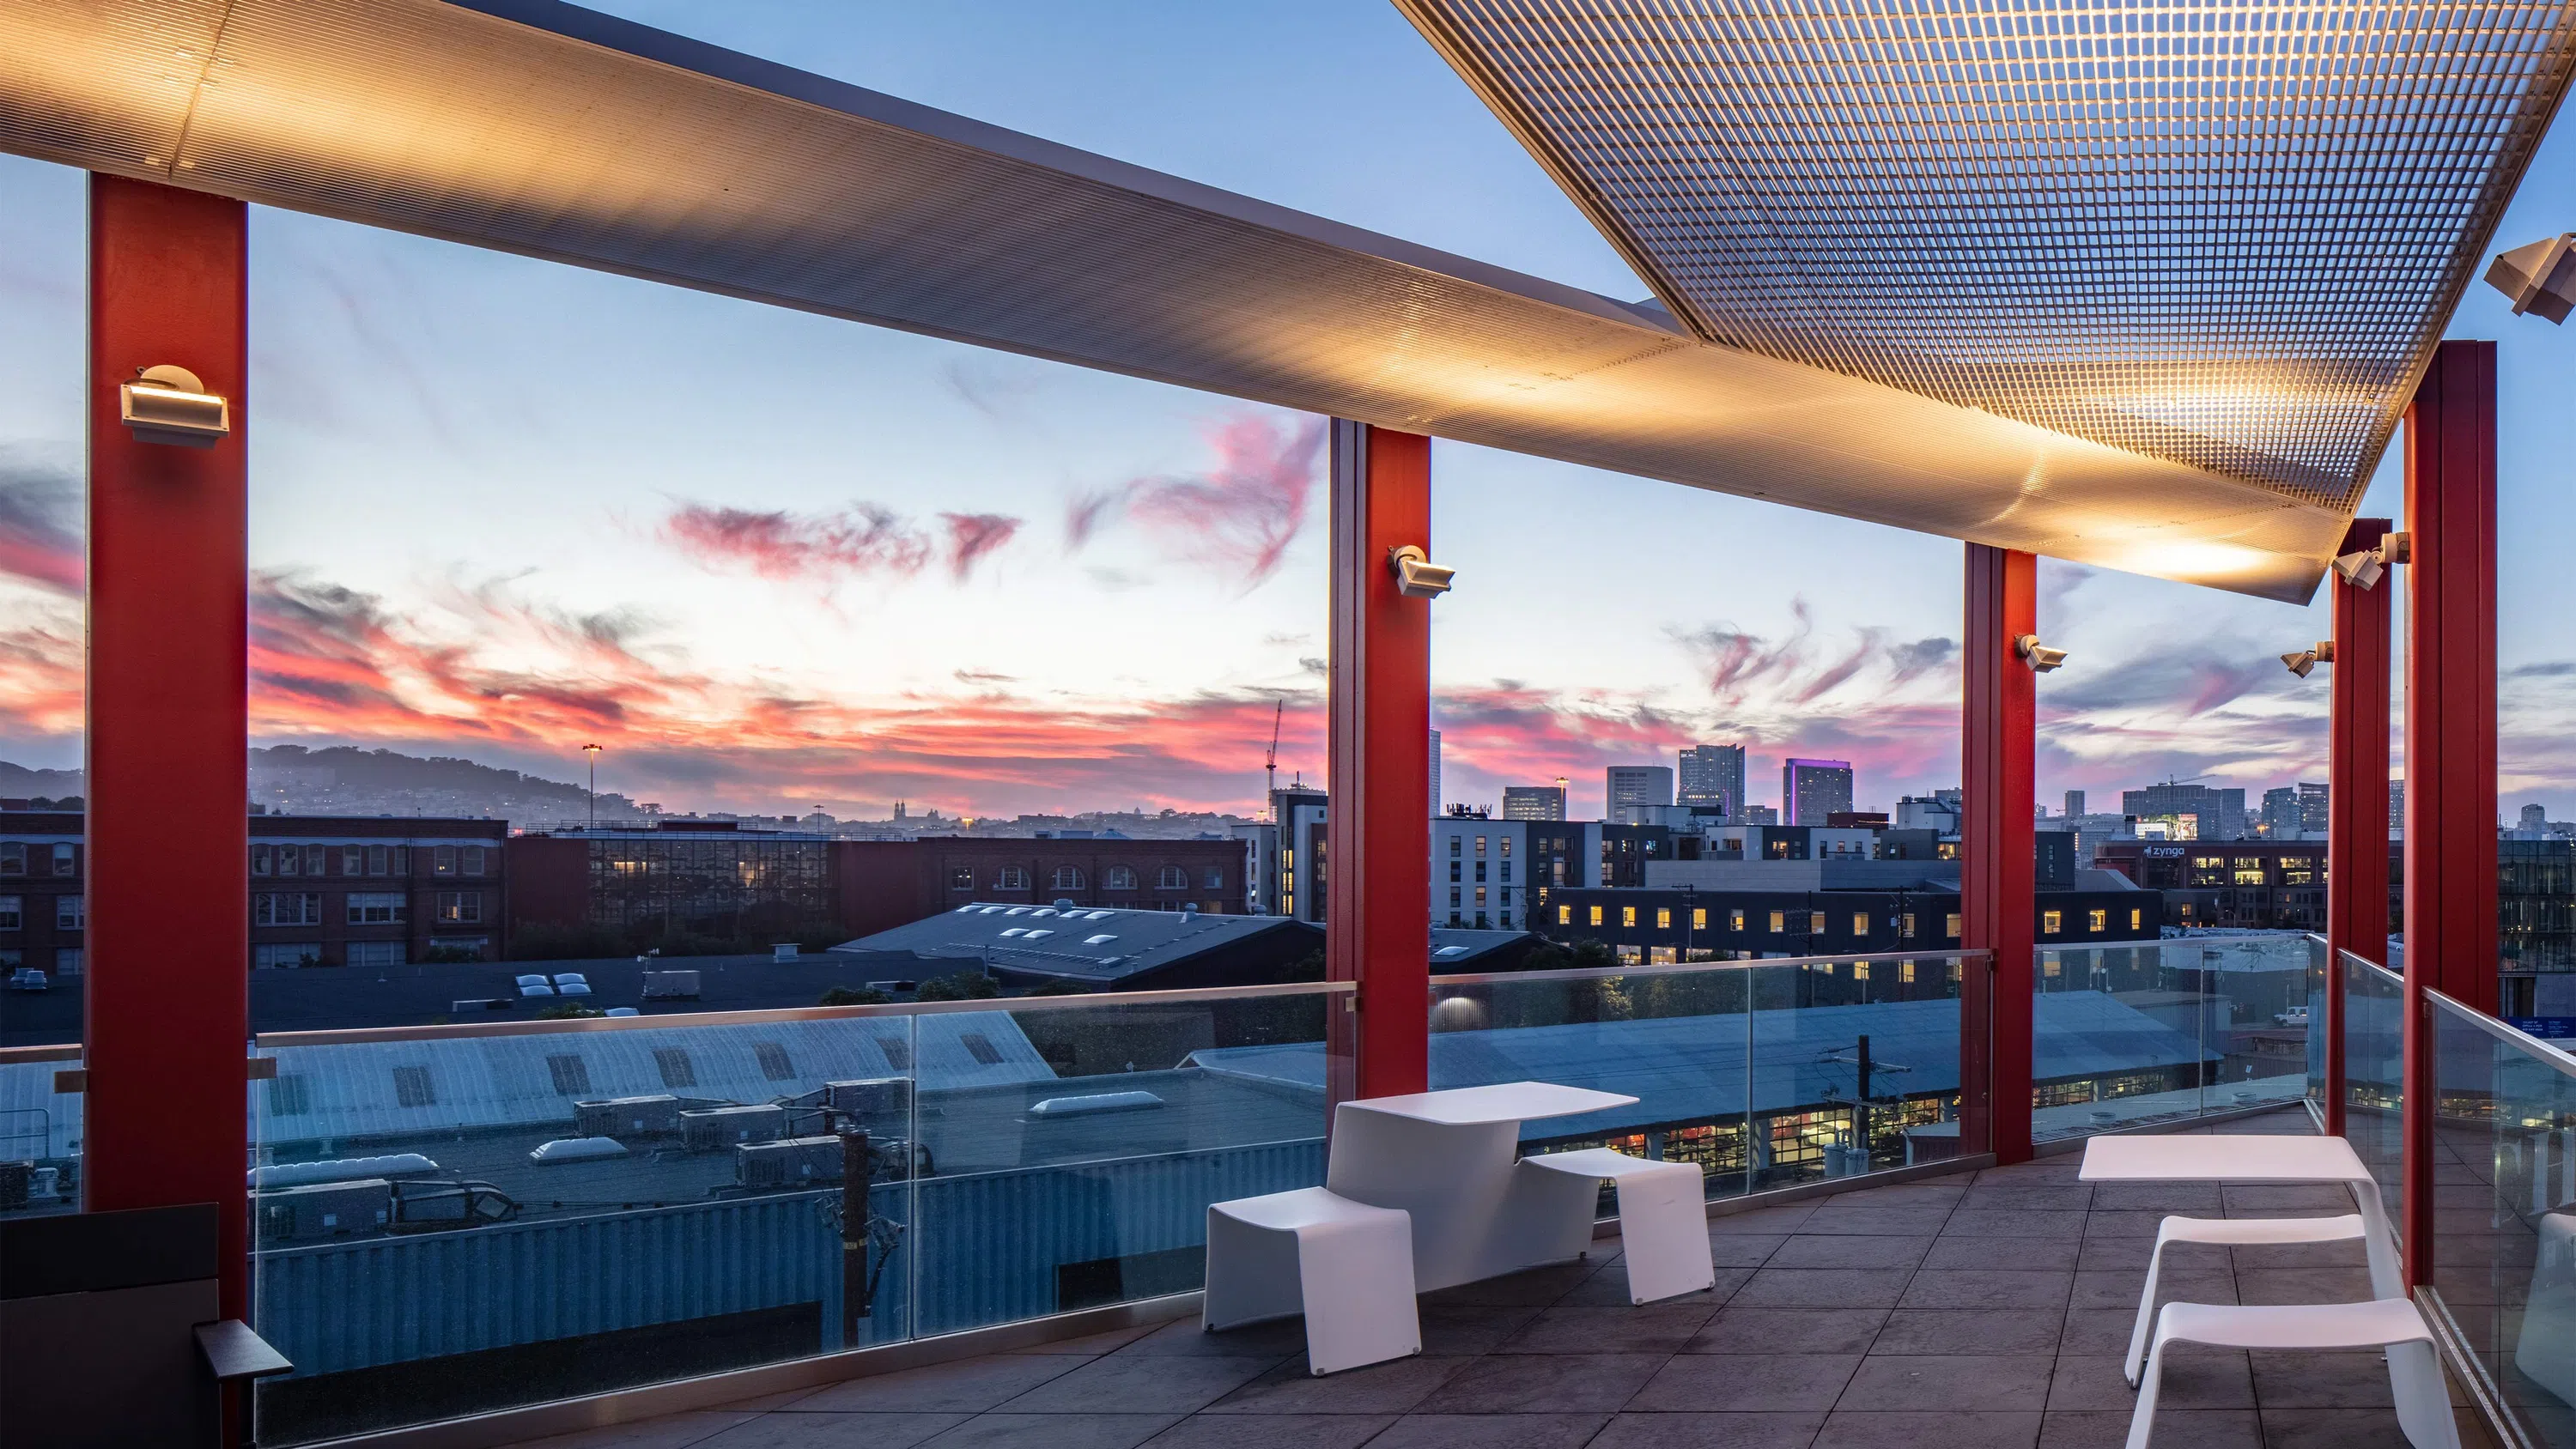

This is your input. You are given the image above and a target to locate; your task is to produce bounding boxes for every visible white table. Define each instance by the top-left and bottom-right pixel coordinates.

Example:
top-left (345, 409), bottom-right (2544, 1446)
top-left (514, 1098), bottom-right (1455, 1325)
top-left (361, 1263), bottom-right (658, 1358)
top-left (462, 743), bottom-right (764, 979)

top-left (2078, 1134), bottom-right (2401, 1298)
top-left (1327, 1081), bottom-right (1637, 1292)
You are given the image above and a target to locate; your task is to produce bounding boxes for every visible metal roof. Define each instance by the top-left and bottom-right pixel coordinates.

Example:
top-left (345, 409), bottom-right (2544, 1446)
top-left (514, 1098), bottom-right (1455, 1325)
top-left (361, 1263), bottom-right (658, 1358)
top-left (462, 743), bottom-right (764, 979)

top-left (0, 2), bottom-right (2531, 597)
top-left (832, 903), bottom-right (1318, 984)
top-left (1401, 0), bottom-right (2576, 510)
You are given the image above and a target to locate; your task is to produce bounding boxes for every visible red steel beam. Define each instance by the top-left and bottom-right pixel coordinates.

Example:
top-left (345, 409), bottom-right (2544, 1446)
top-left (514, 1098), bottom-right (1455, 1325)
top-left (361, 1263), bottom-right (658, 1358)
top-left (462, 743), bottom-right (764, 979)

top-left (2324, 516), bottom-right (2392, 1139)
top-left (1326, 421), bottom-right (1432, 1101)
top-left (2401, 340), bottom-right (2498, 1286)
top-left (85, 176), bottom-right (252, 1314)
top-left (1961, 543), bottom-right (2036, 1164)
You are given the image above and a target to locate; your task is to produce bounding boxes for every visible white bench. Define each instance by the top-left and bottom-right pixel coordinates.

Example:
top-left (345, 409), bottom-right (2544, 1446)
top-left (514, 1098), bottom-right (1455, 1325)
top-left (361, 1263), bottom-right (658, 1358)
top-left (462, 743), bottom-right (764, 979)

top-left (1202, 1187), bottom-right (1420, 1375)
top-left (2129, 1298), bottom-right (2459, 1449)
top-left (1519, 1149), bottom-right (1716, 1305)
top-left (2123, 1213), bottom-right (2368, 1385)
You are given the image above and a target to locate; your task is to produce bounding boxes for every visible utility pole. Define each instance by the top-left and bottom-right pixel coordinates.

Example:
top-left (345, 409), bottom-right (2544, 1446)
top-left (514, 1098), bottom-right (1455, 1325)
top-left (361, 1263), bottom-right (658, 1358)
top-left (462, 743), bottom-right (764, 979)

top-left (581, 743), bottom-right (603, 830)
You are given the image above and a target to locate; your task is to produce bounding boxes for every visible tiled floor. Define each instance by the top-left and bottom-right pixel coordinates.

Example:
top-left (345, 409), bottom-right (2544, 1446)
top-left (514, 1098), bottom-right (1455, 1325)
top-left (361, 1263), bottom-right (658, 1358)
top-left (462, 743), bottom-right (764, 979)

top-left (524, 1111), bottom-right (2487, 1449)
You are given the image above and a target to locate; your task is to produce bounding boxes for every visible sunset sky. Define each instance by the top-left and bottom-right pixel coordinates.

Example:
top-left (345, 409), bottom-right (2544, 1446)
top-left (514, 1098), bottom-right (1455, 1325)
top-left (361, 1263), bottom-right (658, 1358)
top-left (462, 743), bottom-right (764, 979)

top-left (0, 0), bottom-right (2572, 822)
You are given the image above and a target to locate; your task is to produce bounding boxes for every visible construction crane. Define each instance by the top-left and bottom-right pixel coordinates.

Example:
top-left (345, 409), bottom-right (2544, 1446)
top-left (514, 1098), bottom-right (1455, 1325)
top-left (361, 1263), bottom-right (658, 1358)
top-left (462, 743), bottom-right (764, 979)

top-left (1263, 699), bottom-right (1285, 807)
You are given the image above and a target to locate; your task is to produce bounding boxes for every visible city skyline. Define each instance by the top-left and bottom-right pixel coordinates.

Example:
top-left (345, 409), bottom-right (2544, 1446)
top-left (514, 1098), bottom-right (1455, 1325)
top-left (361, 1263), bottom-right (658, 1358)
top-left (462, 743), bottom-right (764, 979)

top-left (2, 0), bottom-right (2573, 822)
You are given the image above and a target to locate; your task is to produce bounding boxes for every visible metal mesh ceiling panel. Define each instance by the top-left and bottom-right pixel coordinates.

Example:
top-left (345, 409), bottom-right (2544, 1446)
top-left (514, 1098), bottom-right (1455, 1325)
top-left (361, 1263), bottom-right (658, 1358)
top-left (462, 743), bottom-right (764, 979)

top-left (1404, 0), bottom-right (2576, 503)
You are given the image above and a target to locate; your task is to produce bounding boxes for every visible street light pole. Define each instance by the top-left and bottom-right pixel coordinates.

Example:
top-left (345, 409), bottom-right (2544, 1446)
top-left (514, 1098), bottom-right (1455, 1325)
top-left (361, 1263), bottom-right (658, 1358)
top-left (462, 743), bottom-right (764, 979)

top-left (581, 743), bottom-right (603, 830)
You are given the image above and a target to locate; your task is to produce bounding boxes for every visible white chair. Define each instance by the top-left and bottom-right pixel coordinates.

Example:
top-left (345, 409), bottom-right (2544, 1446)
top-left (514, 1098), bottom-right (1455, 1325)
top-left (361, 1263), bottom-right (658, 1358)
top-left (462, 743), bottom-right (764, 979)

top-left (2129, 1299), bottom-right (2459, 1449)
top-left (2123, 1213), bottom-right (2367, 1385)
top-left (1202, 1187), bottom-right (1421, 1375)
top-left (1519, 1149), bottom-right (1716, 1304)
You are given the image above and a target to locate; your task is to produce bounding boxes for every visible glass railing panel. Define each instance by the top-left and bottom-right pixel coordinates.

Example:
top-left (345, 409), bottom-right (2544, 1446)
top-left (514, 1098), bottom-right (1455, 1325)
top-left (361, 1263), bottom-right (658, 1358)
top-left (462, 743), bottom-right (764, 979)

top-left (2426, 993), bottom-right (2576, 1449)
top-left (1430, 952), bottom-right (1981, 1203)
top-left (2342, 949), bottom-right (2406, 1223)
top-left (1750, 952), bottom-right (1974, 1190)
top-left (906, 982), bottom-right (1344, 1339)
top-left (2306, 934), bottom-right (2330, 1110)
top-left (2031, 935), bottom-right (2315, 1143)
top-left (249, 1010), bottom-right (919, 1446)
top-left (0, 1045), bottom-right (81, 1219)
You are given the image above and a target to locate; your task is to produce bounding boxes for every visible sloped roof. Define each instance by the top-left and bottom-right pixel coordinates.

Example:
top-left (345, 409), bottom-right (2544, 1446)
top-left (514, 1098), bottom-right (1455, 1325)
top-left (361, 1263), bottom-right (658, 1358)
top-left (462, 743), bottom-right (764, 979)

top-left (833, 903), bottom-right (1316, 984)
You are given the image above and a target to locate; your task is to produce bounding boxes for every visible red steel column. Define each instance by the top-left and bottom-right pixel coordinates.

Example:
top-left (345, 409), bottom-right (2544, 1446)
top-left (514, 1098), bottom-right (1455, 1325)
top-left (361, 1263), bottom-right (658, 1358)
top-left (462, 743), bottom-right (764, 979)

top-left (2324, 517), bottom-right (2392, 1139)
top-left (2401, 340), bottom-right (2498, 1285)
top-left (1962, 544), bottom-right (2036, 1163)
top-left (86, 176), bottom-right (251, 1313)
top-left (1326, 421), bottom-right (1431, 1101)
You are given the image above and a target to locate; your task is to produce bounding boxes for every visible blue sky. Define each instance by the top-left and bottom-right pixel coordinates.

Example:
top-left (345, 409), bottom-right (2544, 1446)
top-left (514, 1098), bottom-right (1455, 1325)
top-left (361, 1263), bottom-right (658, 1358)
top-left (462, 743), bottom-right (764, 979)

top-left (0, 0), bottom-right (2569, 822)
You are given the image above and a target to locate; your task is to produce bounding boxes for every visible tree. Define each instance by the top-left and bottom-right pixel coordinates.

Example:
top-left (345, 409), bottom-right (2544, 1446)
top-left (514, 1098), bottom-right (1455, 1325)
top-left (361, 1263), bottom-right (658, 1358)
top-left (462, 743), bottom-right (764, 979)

top-left (914, 971), bottom-right (1000, 1002)
top-left (818, 985), bottom-right (889, 1007)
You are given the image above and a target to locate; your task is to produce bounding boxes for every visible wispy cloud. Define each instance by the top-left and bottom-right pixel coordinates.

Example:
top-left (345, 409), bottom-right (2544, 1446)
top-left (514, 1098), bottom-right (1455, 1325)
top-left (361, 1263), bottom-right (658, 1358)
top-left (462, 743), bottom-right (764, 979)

top-left (0, 454), bottom-right (83, 597)
top-left (661, 500), bottom-right (1024, 587)
top-left (1068, 410), bottom-right (1324, 588)
top-left (940, 512), bottom-right (1020, 581)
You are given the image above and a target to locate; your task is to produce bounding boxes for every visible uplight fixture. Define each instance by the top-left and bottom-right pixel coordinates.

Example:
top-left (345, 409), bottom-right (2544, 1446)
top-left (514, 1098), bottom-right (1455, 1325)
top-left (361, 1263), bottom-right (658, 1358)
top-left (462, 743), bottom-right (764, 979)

top-left (118, 364), bottom-right (230, 447)
top-left (2013, 634), bottom-right (2067, 673)
top-left (1388, 546), bottom-right (1455, 598)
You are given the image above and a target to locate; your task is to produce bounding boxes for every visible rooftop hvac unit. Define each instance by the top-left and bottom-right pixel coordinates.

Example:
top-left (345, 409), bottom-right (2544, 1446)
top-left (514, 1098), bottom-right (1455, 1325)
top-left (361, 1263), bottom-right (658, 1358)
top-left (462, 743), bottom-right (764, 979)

top-left (574, 1094), bottom-right (683, 1139)
top-left (641, 970), bottom-right (702, 1000)
top-left (258, 1179), bottom-right (392, 1243)
top-left (680, 1103), bottom-right (787, 1153)
top-left (824, 1077), bottom-right (911, 1118)
top-left (735, 1135), bottom-right (847, 1191)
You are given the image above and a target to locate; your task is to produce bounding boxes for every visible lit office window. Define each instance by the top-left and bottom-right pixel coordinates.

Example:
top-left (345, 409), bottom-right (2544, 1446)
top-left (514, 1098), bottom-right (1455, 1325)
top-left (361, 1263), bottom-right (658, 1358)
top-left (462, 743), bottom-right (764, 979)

top-left (2043, 909), bottom-right (2063, 935)
top-left (1768, 911), bottom-right (1785, 933)
top-left (1589, 905), bottom-right (1603, 926)
top-left (2089, 908), bottom-right (2107, 931)
top-left (1621, 906), bottom-right (1637, 927)
top-left (1656, 908), bottom-right (1671, 929)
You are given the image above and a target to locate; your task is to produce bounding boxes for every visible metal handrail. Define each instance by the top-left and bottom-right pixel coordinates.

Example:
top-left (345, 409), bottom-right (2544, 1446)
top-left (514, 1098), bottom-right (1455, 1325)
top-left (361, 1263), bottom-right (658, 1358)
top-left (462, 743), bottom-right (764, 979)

top-left (2426, 985), bottom-right (2576, 1080)
top-left (1429, 946), bottom-right (1990, 988)
top-left (2342, 949), bottom-right (2404, 989)
top-left (256, 977), bottom-right (1354, 1048)
top-left (0, 1043), bottom-right (79, 1064)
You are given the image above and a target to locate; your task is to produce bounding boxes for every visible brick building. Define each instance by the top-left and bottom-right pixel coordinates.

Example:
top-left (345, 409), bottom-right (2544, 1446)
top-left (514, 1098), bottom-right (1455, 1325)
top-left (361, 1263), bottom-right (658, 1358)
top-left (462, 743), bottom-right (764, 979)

top-left (507, 826), bottom-right (1250, 948)
top-left (0, 809), bottom-right (509, 974)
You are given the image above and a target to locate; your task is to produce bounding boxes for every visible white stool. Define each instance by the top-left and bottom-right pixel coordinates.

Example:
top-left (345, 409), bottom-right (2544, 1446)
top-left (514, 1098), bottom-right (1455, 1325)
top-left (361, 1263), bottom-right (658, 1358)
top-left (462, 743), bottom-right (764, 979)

top-left (2123, 1214), bottom-right (2367, 1385)
top-left (1202, 1186), bottom-right (1421, 1375)
top-left (2129, 1299), bottom-right (2459, 1449)
top-left (1518, 1149), bottom-right (1716, 1305)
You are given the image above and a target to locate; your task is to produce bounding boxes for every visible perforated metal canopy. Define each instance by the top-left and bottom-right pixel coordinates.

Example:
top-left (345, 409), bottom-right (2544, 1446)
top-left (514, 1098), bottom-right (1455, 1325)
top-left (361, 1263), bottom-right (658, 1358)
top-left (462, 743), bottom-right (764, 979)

top-left (1, 0), bottom-right (2566, 600)
top-left (1400, 0), bottom-right (2576, 508)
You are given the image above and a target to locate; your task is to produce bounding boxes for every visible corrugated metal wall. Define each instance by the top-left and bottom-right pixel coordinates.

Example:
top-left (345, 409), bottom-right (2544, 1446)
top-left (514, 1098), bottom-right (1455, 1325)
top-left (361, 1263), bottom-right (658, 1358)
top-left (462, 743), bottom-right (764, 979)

top-left (255, 1137), bottom-right (1324, 1379)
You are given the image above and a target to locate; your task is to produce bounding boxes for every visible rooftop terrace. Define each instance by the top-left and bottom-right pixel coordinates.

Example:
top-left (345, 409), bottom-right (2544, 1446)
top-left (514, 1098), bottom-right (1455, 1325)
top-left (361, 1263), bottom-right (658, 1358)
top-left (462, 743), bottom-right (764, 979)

top-left (513, 1109), bottom-right (2482, 1449)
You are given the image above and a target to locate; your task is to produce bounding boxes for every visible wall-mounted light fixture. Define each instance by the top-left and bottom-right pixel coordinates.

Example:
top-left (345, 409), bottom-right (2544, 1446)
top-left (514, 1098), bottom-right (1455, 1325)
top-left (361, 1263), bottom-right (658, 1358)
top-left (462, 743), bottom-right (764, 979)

top-left (1388, 545), bottom-right (1455, 598)
top-left (2486, 233), bottom-right (2576, 324)
top-left (2281, 640), bottom-right (2336, 678)
top-left (118, 364), bottom-right (230, 447)
top-left (2331, 530), bottom-right (2408, 591)
top-left (2013, 634), bottom-right (2067, 673)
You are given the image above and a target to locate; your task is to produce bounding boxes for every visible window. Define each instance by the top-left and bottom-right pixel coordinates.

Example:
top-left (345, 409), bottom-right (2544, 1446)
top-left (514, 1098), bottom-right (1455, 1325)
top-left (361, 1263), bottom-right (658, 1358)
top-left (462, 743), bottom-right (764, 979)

top-left (434, 891), bottom-right (482, 925)
top-left (1902, 912), bottom-right (1917, 938)
top-left (266, 1073), bottom-right (312, 1117)
top-left (347, 940), bottom-right (403, 968)
top-left (1854, 961), bottom-right (1870, 980)
top-left (1450, 861), bottom-right (1461, 882)
top-left (1051, 865), bottom-right (1085, 890)
top-left (1692, 907), bottom-right (1706, 930)
top-left (51, 948), bottom-right (79, 974)
top-left (949, 865), bottom-right (975, 890)
top-left (2042, 910), bottom-right (2063, 935)
top-left (346, 892), bottom-right (406, 925)
top-left (1588, 905), bottom-right (1603, 926)
top-left (462, 845), bottom-right (488, 876)
top-left (1768, 910), bottom-right (1786, 933)
top-left (253, 943), bottom-right (318, 968)
top-left (392, 846), bottom-right (410, 876)
top-left (248, 844), bottom-right (269, 876)
top-left (2129, 908), bottom-right (2142, 931)
top-left (1946, 912), bottom-right (1963, 937)
top-left (1473, 862), bottom-right (1485, 882)
top-left (546, 1054), bottom-right (592, 1095)
top-left (1474, 836), bottom-right (1487, 857)
top-left (1473, 887), bottom-right (1486, 908)
top-left (1729, 909), bottom-right (1745, 931)
top-left (1105, 865), bottom-right (1138, 890)
top-left (1656, 908), bottom-right (1671, 930)
top-left (0, 897), bottom-right (19, 931)
top-left (877, 1036), bottom-right (912, 1071)
top-left (1205, 867), bottom-right (1224, 889)
top-left (434, 846), bottom-right (458, 876)
top-left (2088, 908), bottom-right (2108, 932)
top-left (997, 866), bottom-right (1029, 889)
top-left (653, 1047), bottom-right (697, 1088)
top-left (54, 895), bottom-right (82, 931)
top-left (273, 844), bottom-right (298, 876)
top-left (1156, 864), bottom-right (1187, 890)
top-left (1899, 961), bottom-right (1916, 985)
top-left (51, 844), bottom-right (73, 876)
top-left (254, 893), bottom-right (320, 926)
top-left (343, 846), bottom-right (364, 876)
top-left (1852, 912), bottom-right (1869, 936)
top-left (1449, 837), bottom-right (1461, 856)
top-left (1809, 911), bottom-right (1827, 934)
top-left (1499, 861), bottom-right (1511, 882)
top-left (392, 1065), bottom-right (435, 1108)
top-left (753, 1041), bottom-right (796, 1082)
top-left (1557, 905), bottom-right (1571, 925)
top-left (368, 845), bottom-right (390, 876)
top-left (1449, 888), bottom-right (1461, 908)
top-left (960, 1032), bottom-right (1004, 1065)
top-left (1500, 837), bottom-right (1511, 857)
